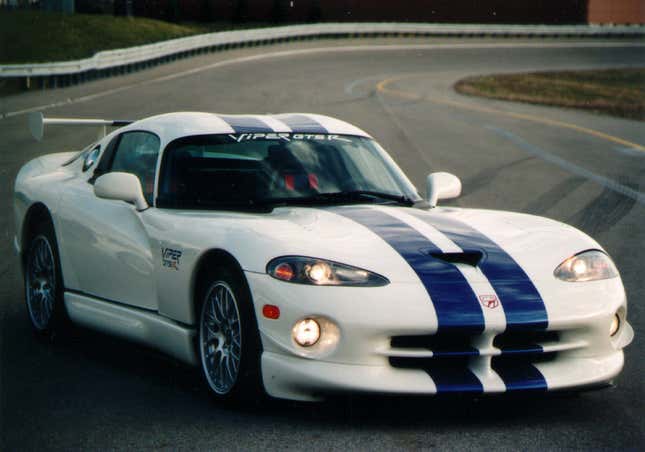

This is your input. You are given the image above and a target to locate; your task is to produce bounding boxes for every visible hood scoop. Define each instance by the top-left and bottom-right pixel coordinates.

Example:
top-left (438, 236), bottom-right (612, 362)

top-left (426, 250), bottom-right (484, 267)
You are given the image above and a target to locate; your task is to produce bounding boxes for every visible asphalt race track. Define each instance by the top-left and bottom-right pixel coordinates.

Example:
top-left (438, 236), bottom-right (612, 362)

top-left (1, 38), bottom-right (644, 450)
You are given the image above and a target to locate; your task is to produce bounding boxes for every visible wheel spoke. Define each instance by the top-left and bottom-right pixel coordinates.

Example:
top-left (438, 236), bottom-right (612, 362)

top-left (216, 296), bottom-right (226, 324)
top-left (37, 298), bottom-right (46, 325)
top-left (231, 336), bottom-right (241, 348)
top-left (33, 246), bottom-right (43, 273)
top-left (43, 294), bottom-right (51, 315)
top-left (210, 295), bottom-right (222, 325)
top-left (223, 290), bottom-right (231, 317)
top-left (204, 308), bottom-right (219, 336)
top-left (38, 241), bottom-right (48, 271)
top-left (48, 294), bottom-right (55, 314)
top-left (206, 323), bottom-right (218, 337)
top-left (37, 245), bottom-right (45, 271)
top-left (225, 356), bottom-right (235, 383)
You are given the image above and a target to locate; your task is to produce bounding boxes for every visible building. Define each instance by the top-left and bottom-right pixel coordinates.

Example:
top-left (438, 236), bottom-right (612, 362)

top-left (588, 0), bottom-right (644, 24)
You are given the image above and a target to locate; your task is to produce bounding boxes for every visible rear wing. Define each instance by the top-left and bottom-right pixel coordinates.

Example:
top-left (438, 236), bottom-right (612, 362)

top-left (28, 112), bottom-right (133, 141)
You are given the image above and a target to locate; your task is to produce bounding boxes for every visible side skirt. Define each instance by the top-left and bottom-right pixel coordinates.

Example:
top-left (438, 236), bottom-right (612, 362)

top-left (64, 292), bottom-right (198, 365)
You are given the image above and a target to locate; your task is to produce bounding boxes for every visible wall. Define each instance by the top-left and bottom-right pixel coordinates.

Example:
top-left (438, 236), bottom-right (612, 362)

top-left (588, 0), bottom-right (645, 24)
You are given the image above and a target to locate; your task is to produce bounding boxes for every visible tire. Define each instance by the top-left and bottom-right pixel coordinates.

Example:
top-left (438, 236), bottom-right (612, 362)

top-left (196, 266), bottom-right (264, 403)
top-left (23, 218), bottom-right (68, 340)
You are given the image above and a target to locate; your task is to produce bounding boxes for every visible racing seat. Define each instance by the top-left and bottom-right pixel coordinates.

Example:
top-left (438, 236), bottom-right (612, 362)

top-left (266, 145), bottom-right (318, 192)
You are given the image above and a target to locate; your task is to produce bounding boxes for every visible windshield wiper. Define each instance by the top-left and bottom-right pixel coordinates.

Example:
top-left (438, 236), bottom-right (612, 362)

top-left (259, 190), bottom-right (415, 207)
top-left (157, 196), bottom-right (273, 212)
top-left (323, 190), bottom-right (415, 205)
top-left (157, 191), bottom-right (416, 211)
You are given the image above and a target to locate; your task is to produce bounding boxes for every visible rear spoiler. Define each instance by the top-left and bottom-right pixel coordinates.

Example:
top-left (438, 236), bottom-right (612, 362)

top-left (28, 112), bottom-right (134, 141)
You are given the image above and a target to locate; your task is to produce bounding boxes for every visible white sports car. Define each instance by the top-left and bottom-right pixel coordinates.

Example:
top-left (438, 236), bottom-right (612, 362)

top-left (14, 111), bottom-right (633, 402)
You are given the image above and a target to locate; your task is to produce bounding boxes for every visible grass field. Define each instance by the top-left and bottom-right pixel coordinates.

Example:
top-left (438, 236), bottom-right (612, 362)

top-left (0, 10), bottom-right (272, 64)
top-left (455, 68), bottom-right (645, 121)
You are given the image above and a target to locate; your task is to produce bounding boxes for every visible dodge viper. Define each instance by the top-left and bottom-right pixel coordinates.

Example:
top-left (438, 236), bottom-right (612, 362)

top-left (14, 111), bottom-right (633, 401)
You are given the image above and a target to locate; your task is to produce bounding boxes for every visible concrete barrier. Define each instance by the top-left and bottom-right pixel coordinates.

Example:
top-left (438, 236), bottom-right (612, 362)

top-left (2, 23), bottom-right (644, 89)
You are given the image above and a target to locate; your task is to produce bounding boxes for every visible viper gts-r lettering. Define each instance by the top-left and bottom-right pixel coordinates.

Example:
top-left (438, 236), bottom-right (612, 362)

top-left (228, 133), bottom-right (351, 142)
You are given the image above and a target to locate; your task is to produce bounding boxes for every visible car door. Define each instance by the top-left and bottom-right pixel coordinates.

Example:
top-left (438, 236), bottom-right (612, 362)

top-left (57, 131), bottom-right (160, 310)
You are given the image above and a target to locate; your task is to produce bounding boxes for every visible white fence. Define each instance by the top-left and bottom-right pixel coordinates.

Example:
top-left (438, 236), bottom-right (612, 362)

top-left (1, 23), bottom-right (643, 81)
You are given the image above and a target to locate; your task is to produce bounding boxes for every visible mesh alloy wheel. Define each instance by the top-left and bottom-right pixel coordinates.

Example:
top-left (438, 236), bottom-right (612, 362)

top-left (25, 235), bottom-right (57, 331)
top-left (199, 281), bottom-right (243, 395)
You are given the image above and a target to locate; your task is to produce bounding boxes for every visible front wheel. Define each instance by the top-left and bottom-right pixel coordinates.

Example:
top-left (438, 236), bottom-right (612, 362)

top-left (197, 268), bottom-right (264, 403)
top-left (24, 221), bottom-right (67, 339)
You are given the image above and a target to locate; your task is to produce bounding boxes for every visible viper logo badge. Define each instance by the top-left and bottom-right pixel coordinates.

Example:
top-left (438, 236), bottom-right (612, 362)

top-left (479, 294), bottom-right (499, 309)
top-left (162, 247), bottom-right (182, 270)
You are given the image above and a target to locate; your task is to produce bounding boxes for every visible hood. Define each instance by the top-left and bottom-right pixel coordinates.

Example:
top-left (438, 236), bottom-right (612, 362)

top-left (257, 205), bottom-right (598, 282)
top-left (156, 204), bottom-right (603, 332)
top-left (160, 204), bottom-right (598, 285)
top-left (422, 206), bottom-right (602, 283)
top-left (252, 204), bottom-right (601, 333)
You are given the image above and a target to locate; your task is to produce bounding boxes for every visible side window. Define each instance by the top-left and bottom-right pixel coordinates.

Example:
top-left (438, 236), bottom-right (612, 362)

top-left (109, 132), bottom-right (160, 205)
top-left (90, 135), bottom-right (121, 184)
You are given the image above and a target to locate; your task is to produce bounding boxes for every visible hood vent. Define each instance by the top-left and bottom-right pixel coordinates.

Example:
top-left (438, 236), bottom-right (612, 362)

top-left (429, 251), bottom-right (483, 267)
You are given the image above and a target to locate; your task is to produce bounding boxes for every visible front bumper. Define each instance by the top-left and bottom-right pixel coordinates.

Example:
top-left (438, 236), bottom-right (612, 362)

top-left (262, 350), bottom-right (625, 401)
top-left (245, 272), bottom-right (633, 401)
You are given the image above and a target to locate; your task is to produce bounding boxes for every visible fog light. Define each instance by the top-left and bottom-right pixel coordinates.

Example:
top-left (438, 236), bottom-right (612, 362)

top-left (609, 314), bottom-right (620, 337)
top-left (292, 318), bottom-right (320, 347)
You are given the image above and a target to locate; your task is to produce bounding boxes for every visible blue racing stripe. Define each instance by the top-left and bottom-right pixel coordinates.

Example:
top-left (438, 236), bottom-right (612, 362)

top-left (275, 114), bottom-right (328, 134)
top-left (492, 360), bottom-right (548, 391)
top-left (426, 366), bottom-right (484, 393)
top-left (218, 115), bottom-right (273, 133)
top-left (415, 213), bottom-right (549, 331)
top-left (499, 344), bottom-right (543, 355)
top-left (333, 207), bottom-right (485, 334)
top-left (432, 348), bottom-right (479, 358)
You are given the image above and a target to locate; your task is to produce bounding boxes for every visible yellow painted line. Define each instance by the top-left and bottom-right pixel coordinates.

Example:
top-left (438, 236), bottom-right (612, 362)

top-left (375, 75), bottom-right (645, 152)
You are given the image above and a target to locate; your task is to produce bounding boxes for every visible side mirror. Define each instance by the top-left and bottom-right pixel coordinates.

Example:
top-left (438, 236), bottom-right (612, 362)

top-left (94, 172), bottom-right (149, 211)
top-left (426, 172), bottom-right (461, 207)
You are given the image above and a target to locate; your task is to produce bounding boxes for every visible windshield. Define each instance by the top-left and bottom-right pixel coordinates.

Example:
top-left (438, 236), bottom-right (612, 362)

top-left (157, 134), bottom-right (420, 209)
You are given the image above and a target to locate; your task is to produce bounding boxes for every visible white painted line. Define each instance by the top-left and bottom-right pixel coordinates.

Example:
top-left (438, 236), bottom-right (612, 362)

top-left (615, 146), bottom-right (645, 158)
top-left (487, 126), bottom-right (645, 205)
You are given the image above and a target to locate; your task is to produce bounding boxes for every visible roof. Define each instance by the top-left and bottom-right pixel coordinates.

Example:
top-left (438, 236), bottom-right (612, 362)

top-left (124, 112), bottom-right (371, 144)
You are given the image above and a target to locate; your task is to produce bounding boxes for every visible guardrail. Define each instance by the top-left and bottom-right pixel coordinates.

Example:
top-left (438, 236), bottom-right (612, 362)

top-left (2, 22), bottom-right (644, 89)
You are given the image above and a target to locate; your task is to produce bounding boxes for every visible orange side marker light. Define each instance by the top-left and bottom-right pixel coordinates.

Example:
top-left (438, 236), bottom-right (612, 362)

top-left (263, 304), bottom-right (281, 320)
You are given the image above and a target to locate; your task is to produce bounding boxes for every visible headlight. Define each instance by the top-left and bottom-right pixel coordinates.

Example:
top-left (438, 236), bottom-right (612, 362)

top-left (267, 256), bottom-right (389, 286)
top-left (554, 250), bottom-right (618, 282)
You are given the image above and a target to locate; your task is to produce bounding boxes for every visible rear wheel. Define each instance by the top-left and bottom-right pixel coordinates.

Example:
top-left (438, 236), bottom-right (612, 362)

top-left (197, 267), bottom-right (264, 403)
top-left (24, 221), bottom-right (67, 339)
